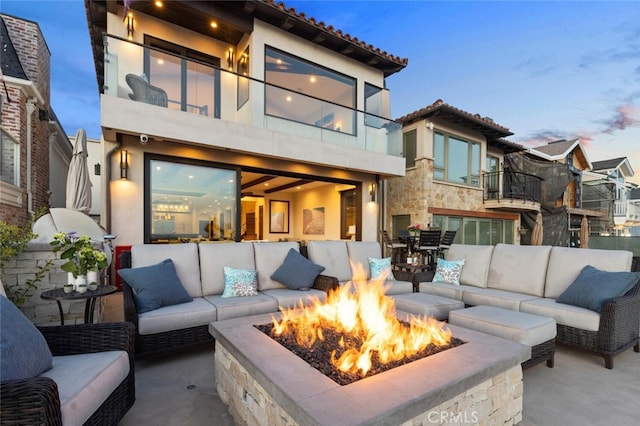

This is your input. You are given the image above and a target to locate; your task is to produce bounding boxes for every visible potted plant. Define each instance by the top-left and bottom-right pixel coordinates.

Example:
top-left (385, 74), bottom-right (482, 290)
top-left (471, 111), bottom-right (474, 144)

top-left (63, 283), bottom-right (74, 294)
top-left (76, 283), bottom-right (88, 294)
top-left (50, 232), bottom-right (108, 289)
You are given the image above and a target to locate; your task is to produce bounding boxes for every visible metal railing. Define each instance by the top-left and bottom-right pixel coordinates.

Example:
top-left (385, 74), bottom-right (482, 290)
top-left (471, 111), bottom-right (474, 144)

top-left (614, 201), bottom-right (640, 221)
top-left (102, 34), bottom-right (403, 156)
top-left (483, 170), bottom-right (542, 203)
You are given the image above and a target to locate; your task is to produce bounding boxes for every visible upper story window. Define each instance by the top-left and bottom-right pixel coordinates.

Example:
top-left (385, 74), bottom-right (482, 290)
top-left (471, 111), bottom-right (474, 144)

top-left (264, 46), bottom-right (356, 135)
top-left (403, 130), bottom-right (417, 168)
top-left (0, 129), bottom-right (19, 186)
top-left (434, 132), bottom-right (480, 187)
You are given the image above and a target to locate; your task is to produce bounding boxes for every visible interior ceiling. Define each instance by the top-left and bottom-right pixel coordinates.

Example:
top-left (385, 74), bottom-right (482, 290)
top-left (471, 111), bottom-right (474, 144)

top-left (240, 171), bottom-right (333, 197)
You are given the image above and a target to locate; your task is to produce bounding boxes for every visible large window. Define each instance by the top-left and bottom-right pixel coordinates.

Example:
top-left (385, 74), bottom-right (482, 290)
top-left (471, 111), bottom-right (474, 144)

top-left (144, 36), bottom-right (220, 118)
top-left (146, 156), bottom-right (238, 243)
top-left (403, 130), bottom-right (417, 168)
top-left (364, 83), bottom-right (384, 128)
top-left (434, 132), bottom-right (480, 186)
top-left (432, 215), bottom-right (514, 245)
top-left (0, 129), bottom-right (19, 186)
top-left (264, 46), bottom-right (356, 135)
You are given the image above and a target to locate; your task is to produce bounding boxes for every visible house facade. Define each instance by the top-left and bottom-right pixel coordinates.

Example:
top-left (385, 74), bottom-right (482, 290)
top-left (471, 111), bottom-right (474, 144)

top-left (0, 13), bottom-right (71, 226)
top-left (386, 100), bottom-right (530, 245)
top-left (84, 0), bottom-right (407, 247)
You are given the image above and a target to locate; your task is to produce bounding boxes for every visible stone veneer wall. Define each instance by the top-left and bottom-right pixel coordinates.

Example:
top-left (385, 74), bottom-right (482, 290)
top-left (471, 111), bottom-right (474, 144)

top-left (1, 242), bottom-right (103, 326)
top-left (215, 343), bottom-right (523, 426)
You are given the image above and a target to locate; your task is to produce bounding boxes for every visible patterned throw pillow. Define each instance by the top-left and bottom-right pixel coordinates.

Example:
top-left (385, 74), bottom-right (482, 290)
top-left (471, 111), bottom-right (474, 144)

top-left (433, 258), bottom-right (465, 285)
top-left (368, 257), bottom-right (395, 281)
top-left (222, 266), bottom-right (259, 298)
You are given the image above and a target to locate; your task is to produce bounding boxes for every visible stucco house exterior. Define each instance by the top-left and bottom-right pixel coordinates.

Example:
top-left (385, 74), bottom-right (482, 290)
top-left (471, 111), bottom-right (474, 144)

top-left (386, 99), bottom-right (529, 245)
top-left (0, 13), bottom-right (71, 226)
top-left (84, 0), bottom-right (408, 248)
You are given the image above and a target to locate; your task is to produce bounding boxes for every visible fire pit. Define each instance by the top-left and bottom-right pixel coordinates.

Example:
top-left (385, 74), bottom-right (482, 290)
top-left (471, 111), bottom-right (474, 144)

top-left (210, 276), bottom-right (529, 425)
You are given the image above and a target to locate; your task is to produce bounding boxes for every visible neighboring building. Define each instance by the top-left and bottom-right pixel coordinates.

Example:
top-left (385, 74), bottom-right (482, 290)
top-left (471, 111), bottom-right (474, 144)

top-left (84, 0), bottom-right (407, 247)
top-left (583, 157), bottom-right (640, 236)
top-left (0, 13), bottom-right (71, 226)
top-left (388, 99), bottom-right (528, 245)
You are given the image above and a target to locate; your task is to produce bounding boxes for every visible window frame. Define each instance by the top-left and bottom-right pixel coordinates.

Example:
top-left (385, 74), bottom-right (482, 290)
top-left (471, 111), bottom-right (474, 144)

top-left (433, 131), bottom-right (481, 187)
top-left (0, 128), bottom-right (20, 187)
top-left (403, 129), bottom-right (417, 169)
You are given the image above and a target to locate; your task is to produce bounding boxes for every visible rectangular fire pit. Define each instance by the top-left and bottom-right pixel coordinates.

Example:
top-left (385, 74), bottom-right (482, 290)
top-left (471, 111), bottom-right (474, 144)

top-left (209, 311), bottom-right (529, 425)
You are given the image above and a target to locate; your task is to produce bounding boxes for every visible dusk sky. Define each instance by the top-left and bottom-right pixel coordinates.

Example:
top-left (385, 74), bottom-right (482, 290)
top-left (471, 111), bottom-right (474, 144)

top-left (3, 0), bottom-right (640, 184)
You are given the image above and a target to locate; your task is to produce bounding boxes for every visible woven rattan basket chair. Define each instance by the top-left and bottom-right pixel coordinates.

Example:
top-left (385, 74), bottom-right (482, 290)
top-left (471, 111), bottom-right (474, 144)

top-left (125, 73), bottom-right (168, 107)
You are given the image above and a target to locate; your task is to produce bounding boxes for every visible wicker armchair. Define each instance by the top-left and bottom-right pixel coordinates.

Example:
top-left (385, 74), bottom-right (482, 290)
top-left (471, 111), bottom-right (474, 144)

top-left (125, 73), bottom-right (168, 107)
top-left (0, 322), bottom-right (135, 425)
top-left (119, 251), bottom-right (339, 359)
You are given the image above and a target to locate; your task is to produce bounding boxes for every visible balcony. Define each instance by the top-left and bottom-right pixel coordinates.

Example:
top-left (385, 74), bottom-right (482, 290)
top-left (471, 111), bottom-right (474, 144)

top-left (482, 170), bottom-right (542, 212)
top-left (614, 201), bottom-right (640, 226)
top-left (102, 35), bottom-right (403, 163)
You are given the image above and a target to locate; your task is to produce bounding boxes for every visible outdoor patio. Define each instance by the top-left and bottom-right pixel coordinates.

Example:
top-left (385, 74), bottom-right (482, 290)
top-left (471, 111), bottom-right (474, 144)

top-left (101, 293), bottom-right (638, 425)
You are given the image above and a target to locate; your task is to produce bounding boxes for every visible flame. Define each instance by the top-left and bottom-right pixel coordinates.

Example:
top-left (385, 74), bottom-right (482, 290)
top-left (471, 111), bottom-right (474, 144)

top-left (271, 263), bottom-right (452, 377)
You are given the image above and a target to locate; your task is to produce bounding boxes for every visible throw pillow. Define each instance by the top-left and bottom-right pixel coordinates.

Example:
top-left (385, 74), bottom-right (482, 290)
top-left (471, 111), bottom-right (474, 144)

top-left (271, 248), bottom-right (325, 290)
top-left (368, 257), bottom-right (395, 281)
top-left (433, 258), bottom-right (465, 285)
top-left (556, 265), bottom-right (639, 313)
top-left (1, 295), bottom-right (53, 381)
top-left (117, 259), bottom-right (193, 313)
top-left (222, 266), bottom-right (259, 297)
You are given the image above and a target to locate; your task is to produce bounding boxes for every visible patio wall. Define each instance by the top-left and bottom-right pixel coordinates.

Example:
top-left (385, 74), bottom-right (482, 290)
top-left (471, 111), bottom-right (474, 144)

top-left (1, 242), bottom-right (104, 326)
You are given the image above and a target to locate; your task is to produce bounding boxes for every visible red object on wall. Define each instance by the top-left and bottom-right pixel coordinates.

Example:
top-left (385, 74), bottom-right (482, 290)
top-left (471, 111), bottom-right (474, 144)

top-left (113, 245), bottom-right (132, 290)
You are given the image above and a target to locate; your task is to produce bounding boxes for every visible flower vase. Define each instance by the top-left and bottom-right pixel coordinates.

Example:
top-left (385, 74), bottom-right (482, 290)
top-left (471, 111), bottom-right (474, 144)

top-left (67, 272), bottom-right (76, 288)
top-left (88, 269), bottom-right (99, 287)
top-left (75, 274), bottom-right (87, 291)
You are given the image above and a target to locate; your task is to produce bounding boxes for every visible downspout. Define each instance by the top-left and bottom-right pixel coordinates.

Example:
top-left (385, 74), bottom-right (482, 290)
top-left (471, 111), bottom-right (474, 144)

top-left (105, 141), bottom-right (121, 233)
top-left (25, 98), bottom-right (38, 214)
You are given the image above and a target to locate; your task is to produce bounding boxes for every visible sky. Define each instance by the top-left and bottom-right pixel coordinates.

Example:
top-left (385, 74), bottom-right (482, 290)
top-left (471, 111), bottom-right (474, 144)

top-left (3, 0), bottom-right (640, 184)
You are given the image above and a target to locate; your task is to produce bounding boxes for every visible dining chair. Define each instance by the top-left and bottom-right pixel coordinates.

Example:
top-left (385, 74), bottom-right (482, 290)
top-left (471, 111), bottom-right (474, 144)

top-left (417, 230), bottom-right (442, 269)
top-left (381, 230), bottom-right (406, 264)
top-left (437, 230), bottom-right (457, 259)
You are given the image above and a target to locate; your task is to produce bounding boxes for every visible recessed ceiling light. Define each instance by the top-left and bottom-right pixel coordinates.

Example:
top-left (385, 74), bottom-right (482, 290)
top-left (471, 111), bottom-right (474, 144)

top-left (286, 95), bottom-right (292, 102)
top-left (155, 1), bottom-right (163, 7)
top-left (211, 21), bottom-right (218, 29)
top-left (310, 76), bottom-right (316, 83)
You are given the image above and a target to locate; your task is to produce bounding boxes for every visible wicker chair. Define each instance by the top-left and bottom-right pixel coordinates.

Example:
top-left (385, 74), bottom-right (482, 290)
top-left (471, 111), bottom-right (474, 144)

top-left (0, 322), bottom-right (136, 425)
top-left (125, 73), bottom-right (168, 107)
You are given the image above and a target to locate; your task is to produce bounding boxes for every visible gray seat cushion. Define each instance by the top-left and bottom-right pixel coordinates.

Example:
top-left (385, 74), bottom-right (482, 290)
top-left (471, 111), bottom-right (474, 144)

top-left (462, 287), bottom-right (540, 311)
top-left (260, 288), bottom-right (327, 309)
top-left (519, 298), bottom-right (601, 331)
top-left (205, 294), bottom-right (278, 321)
top-left (137, 298), bottom-right (217, 334)
top-left (393, 293), bottom-right (464, 320)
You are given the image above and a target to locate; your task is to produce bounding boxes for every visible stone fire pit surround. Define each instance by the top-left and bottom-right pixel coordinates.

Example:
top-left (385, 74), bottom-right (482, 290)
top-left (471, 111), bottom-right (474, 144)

top-left (210, 311), bottom-right (529, 425)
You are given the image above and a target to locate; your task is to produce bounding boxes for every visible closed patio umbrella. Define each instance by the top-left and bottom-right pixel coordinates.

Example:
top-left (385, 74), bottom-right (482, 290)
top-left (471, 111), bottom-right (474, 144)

top-left (531, 211), bottom-right (543, 245)
top-left (580, 216), bottom-right (589, 248)
top-left (66, 129), bottom-right (92, 214)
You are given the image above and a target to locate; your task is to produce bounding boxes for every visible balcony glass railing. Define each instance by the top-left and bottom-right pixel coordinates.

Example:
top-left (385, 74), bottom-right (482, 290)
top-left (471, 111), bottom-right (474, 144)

top-left (103, 35), bottom-right (403, 156)
top-left (615, 200), bottom-right (640, 220)
top-left (483, 170), bottom-right (542, 203)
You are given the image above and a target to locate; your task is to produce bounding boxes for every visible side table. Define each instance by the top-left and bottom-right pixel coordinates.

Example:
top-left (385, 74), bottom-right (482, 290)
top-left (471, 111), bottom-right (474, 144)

top-left (40, 285), bottom-right (117, 325)
top-left (394, 263), bottom-right (431, 292)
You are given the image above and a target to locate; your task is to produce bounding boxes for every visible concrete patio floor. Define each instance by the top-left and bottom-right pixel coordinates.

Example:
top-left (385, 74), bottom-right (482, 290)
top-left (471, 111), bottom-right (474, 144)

top-left (102, 293), bottom-right (639, 425)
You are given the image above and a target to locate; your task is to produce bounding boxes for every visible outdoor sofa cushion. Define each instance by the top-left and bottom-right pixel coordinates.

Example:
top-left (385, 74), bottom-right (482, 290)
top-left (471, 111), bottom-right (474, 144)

top-left (222, 266), bottom-right (258, 297)
top-left (445, 244), bottom-right (494, 287)
top-left (307, 240), bottom-right (352, 283)
top-left (118, 259), bottom-right (193, 313)
top-left (271, 248), bottom-right (325, 290)
top-left (556, 265), bottom-right (639, 313)
top-left (0, 295), bottom-right (53, 381)
top-left (199, 242), bottom-right (255, 296)
top-left (432, 258), bottom-right (465, 285)
top-left (368, 257), bottom-right (394, 280)
top-left (487, 244), bottom-right (551, 297)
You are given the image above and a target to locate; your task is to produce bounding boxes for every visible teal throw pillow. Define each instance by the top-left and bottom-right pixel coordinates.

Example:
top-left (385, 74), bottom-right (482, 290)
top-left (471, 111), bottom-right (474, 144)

top-left (556, 265), bottom-right (639, 313)
top-left (117, 258), bottom-right (193, 313)
top-left (271, 248), bottom-right (326, 290)
top-left (433, 258), bottom-right (465, 285)
top-left (222, 266), bottom-right (259, 297)
top-left (368, 257), bottom-right (395, 281)
top-left (1, 295), bottom-right (53, 381)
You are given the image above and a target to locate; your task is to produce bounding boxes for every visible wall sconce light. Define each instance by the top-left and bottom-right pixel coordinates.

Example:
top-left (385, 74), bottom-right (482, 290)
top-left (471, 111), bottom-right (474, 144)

top-left (120, 150), bottom-right (128, 180)
top-left (239, 51), bottom-right (249, 75)
top-left (369, 183), bottom-right (376, 202)
top-left (227, 48), bottom-right (234, 70)
top-left (94, 163), bottom-right (101, 176)
top-left (126, 13), bottom-right (134, 39)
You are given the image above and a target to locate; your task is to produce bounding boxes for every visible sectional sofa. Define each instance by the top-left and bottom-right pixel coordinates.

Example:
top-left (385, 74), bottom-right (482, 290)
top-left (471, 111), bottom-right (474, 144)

top-left (416, 243), bottom-right (640, 368)
top-left (118, 240), bottom-right (416, 359)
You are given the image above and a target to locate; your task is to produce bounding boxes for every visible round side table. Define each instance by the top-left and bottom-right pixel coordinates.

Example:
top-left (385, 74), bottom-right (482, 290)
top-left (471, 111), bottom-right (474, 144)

top-left (40, 285), bottom-right (117, 325)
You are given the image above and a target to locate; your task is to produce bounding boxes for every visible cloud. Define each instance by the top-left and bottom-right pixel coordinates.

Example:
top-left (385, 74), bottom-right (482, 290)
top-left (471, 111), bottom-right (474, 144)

top-left (601, 101), bottom-right (640, 134)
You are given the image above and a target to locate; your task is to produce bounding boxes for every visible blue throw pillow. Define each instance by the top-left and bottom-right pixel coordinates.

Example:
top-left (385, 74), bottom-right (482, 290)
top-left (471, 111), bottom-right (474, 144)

top-left (118, 259), bottom-right (193, 313)
top-left (557, 265), bottom-right (639, 313)
top-left (271, 248), bottom-right (325, 290)
top-left (368, 257), bottom-right (395, 281)
top-left (222, 266), bottom-right (258, 298)
top-left (433, 258), bottom-right (465, 285)
top-left (1, 296), bottom-right (53, 381)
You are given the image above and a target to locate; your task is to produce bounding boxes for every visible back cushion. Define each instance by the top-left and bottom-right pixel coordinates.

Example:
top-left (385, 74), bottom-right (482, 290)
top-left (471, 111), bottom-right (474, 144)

top-left (545, 247), bottom-right (633, 298)
top-left (253, 242), bottom-right (299, 291)
top-left (199, 242), bottom-right (256, 296)
top-left (131, 243), bottom-right (202, 297)
top-left (306, 241), bottom-right (352, 282)
top-left (347, 241), bottom-right (382, 280)
top-left (487, 244), bottom-right (552, 297)
top-left (445, 244), bottom-right (494, 288)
